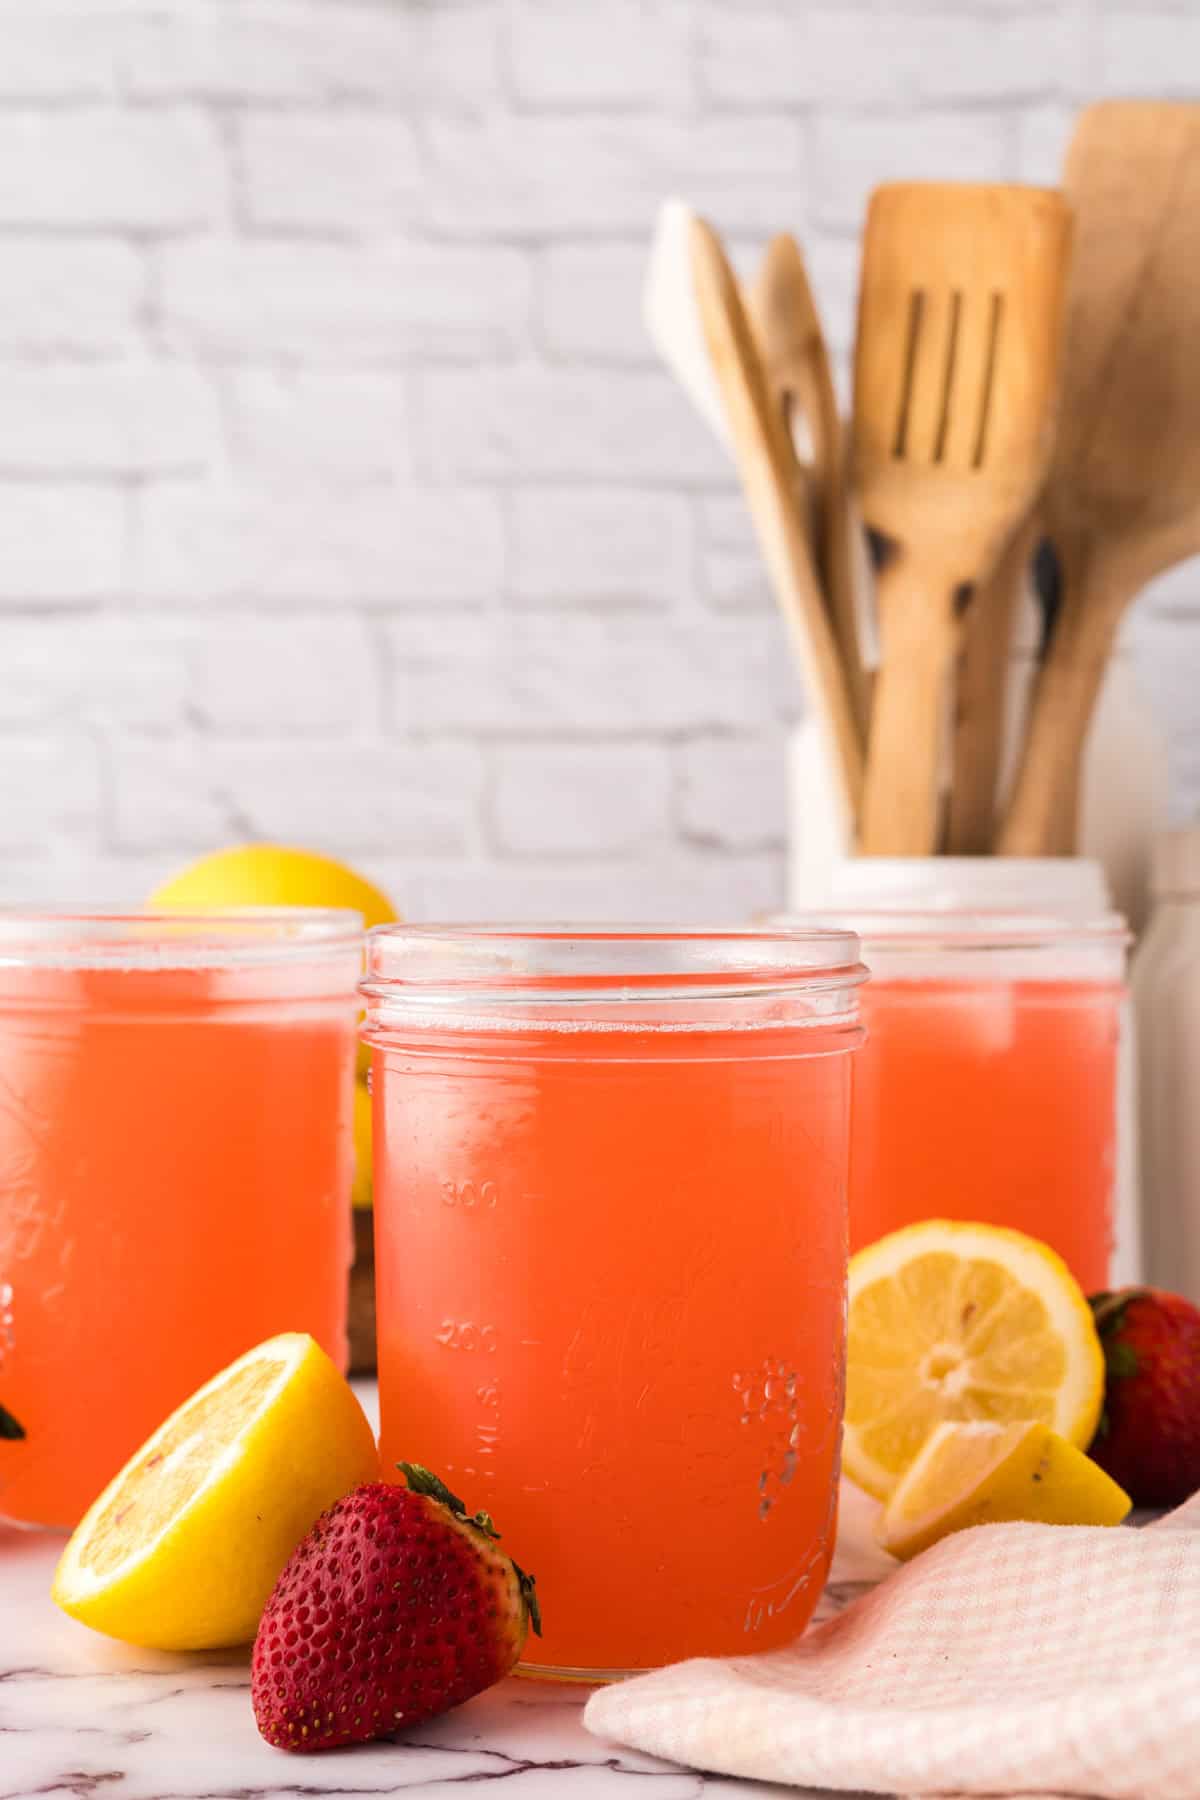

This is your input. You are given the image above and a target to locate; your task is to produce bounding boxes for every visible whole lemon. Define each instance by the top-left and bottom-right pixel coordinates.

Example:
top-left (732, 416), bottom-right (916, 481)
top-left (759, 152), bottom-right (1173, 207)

top-left (150, 845), bottom-right (397, 1078)
top-left (352, 1078), bottom-right (373, 1212)
top-left (149, 843), bottom-right (397, 929)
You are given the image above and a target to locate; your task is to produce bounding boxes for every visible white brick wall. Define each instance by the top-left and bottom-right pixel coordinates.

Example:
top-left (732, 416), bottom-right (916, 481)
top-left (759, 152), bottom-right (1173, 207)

top-left (0, 0), bottom-right (1195, 922)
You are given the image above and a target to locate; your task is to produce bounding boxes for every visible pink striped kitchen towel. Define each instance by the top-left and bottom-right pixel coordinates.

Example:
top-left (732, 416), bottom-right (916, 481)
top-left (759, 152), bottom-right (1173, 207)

top-left (584, 1490), bottom-right (1200, 1799)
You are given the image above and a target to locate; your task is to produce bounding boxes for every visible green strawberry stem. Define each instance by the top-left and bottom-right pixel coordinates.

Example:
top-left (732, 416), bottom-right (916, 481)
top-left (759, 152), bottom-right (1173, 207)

top-left (0, 1403), bottom-right (24, 1441)
top-left (398, 1462), bottom-right (542, 1639)
top-left (513, 1560), bottom-right (542, 1638)
top-left (397, 1462), bottom-right (498, 1538)
top-left (1090, 1289), bottom-right (1141, 1331)
top-left (1088, 1289), bottom-right (1146, 1442)
top-left (1089, 1291), bottom-right (1142, 1378)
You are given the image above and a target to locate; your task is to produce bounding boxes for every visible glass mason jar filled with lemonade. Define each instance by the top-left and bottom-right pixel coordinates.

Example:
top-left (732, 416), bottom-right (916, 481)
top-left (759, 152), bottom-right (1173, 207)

top-left (782, 909), bottom-right (1128, 1292)
top-left (0, 910), bottom-right (363, 1529)
top-left (363, 927), bottom-right (865, 1678)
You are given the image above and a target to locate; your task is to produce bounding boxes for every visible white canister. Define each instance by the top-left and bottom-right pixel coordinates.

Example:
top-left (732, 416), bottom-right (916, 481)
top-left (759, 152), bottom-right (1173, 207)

top-left (1133, 828), bottom-right (1200, 1302)
top-left (818, 853), bottom-right (1111, 917)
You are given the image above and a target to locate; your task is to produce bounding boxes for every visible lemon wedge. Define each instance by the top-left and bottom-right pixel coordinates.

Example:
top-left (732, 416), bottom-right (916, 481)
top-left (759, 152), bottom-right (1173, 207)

top-left (52, 1334), bottom-right (378, 1650)
top-left (878, 1419), bottom-right (1132, 1560)
top-left (843, 1220), bottom-right (1105, 1500)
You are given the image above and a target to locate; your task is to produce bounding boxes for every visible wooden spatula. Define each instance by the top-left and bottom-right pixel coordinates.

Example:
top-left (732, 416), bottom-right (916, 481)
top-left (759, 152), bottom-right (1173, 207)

top-left (999, 102), bottom-right (1200, 857)
top-left (689, 216), bottom-right (865, 826)
top-left (643, 199), bottom-right (729, 448)
top-left (853, 182), bottom-right (1072, 856)
top-left (745, 235), bottom-right (871, 741)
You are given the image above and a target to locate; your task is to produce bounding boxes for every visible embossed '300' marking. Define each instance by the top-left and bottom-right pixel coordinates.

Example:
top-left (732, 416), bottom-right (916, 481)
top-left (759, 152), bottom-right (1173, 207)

top-left (440, 1180), bottom-right (498, 1209)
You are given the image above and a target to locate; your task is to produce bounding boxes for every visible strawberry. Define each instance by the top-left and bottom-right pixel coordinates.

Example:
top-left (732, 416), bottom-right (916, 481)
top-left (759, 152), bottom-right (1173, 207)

top-left (1089, 1288), bottom-right (1200, 1508)
top-left (251, 1463), bottom-right (540, 1752)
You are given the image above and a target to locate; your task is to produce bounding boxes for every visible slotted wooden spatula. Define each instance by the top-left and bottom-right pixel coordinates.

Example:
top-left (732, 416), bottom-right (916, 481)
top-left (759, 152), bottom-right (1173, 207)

top-left (689, 216), bottom-right (865, 826)
top-left (745, 235), bottom-right (870, 741)
top-left (854, 182), bottom-right (1072, 855)
top-left (999, 102), bottom-right (1200, 856)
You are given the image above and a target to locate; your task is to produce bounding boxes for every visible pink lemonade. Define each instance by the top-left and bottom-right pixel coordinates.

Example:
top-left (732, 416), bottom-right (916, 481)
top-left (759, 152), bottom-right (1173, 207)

top-left (852, 976), bottom-right (1121, 1288)
top-left (803, 914), bottom-right (1127, 1292)
top-left (365, 928), bottom-right (864, 1677)
top-left (0, 912), bottom-right (361, 1528)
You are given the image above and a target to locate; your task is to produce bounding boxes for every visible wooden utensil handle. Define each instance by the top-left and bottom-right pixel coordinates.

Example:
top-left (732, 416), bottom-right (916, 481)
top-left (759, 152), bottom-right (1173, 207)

top-left (744, 251), bottom-right (870, 743)
top-left (749, 451), bottom-right (866, 825)
top-left (945, 523), bottom-right (1037, 854)
top-left (786, 357), bottom-right (871, 745)
top-left (996, 548), bottom-right (1127, 855)
top-left (691, 218), bottom-right (865, 825)
top-left (814, 392), bottom-right (872, 745)
top-left (996, 651), bottom-right (1110, 854)
top-left (860, 565), bottom-right (960, 855)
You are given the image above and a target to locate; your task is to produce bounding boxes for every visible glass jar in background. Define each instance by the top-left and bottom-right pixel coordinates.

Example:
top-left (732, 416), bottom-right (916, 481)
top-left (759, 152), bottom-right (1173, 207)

top-left (776, 855), bottom-right (1142, 1287)
top-left (0, 910), bottom-right (363, 1529)
top-left (778, 906), bottom-right (1128, 1292)
top-left (1134, 828), bottom-right (1200, 1302)
top-left (362, 927), bottom-right (865, 1679)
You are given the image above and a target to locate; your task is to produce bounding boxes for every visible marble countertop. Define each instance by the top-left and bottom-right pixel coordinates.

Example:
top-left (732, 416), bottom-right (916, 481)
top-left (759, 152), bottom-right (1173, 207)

top-left (0, 1386), bottom-right (892, 1800)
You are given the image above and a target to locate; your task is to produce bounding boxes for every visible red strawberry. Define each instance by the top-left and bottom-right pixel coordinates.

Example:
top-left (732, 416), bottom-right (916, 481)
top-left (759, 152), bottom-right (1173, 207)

top-left (252, 1463), bottom-right (540, 1752)
top-left (1089, 1288), bottom-right (1200, 1508)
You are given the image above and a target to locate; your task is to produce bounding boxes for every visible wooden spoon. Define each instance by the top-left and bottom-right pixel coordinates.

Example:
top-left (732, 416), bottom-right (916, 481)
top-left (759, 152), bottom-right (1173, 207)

top-left (745, 235), bottom-right (871, 741)
top-left (853, 181), bottom-right (1072, 856)
top-left (689, 215), bottom-right (865, 826)
top-left (999, 102), bottom-right (1200, 856)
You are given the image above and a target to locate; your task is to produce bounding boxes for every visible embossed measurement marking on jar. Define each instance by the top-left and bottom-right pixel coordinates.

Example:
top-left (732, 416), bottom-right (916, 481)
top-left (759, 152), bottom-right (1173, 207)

top-left (434, 1320), bottom-right (498, 1353)
top-left (733, 1358), bottom-right (805, 1519)
top-left (476, 1422), bottom-right (500, 1460)
top-left (742, 1542), bottom-right (827, 1635)
top-left (440, 1180), bottom-right (498, 1209)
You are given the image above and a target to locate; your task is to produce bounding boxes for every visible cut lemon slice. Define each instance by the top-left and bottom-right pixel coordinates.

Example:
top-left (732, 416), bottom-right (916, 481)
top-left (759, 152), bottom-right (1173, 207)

top-left (843, 1220), bottom-right (1105, 1500)
top-left (53, 1333), bottom-right (378, 1650)
top-left (878, 1419), bottom-right (1132, 1560)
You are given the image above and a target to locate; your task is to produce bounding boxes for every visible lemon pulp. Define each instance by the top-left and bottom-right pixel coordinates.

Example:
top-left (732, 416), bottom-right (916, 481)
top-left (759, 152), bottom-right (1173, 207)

top-left (843, 1220), bottom-right (1105, 1500)
top-left (53, 1333), bottom-right (378, 1650)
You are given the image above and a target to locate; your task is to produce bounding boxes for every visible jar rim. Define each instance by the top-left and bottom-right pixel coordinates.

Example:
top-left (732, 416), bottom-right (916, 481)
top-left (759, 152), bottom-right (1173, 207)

top-left (773, 909), bottom-right (1130, 952)
top-left (362, 923), bottom-right (866, 1006)
top-left (0, 906), bottom-right (364, 969)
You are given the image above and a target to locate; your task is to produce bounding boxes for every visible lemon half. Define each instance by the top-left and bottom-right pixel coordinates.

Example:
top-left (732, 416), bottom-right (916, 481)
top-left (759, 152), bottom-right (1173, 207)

top-left (878, 1419), bottom-right (1131, 1560)
top-left (53, 1334), bottom-right (378, 1650)
top-left (843, 1220), bottom-right (1105, 1501)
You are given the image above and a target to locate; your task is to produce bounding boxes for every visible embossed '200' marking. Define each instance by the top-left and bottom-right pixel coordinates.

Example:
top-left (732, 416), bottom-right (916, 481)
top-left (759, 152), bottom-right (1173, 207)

top-left (434, 1320), bottom-right (497, 1353)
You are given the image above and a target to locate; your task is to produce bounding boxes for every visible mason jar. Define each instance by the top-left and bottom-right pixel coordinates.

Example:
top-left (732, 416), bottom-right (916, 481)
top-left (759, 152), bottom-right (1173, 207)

top-left (780, 905), bottom-right (1128, 1291)
top-left (362, 926), bottom-right (865, 1678)
top-left (0, 908), bottom-right (362, 1528)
